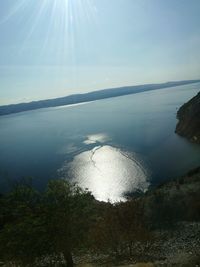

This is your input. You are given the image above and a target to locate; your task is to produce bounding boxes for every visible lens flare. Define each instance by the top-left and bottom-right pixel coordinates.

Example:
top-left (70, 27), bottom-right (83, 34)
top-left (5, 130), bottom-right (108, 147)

top-left (1, 0), bottom-right (98, 64)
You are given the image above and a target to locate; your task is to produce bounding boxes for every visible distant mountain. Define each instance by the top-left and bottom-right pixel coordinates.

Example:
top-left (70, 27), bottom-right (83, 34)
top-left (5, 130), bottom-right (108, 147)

top-left (0, 79), bottom-right (200, 116)
top-left (176, 91), bottom-right (200, 144)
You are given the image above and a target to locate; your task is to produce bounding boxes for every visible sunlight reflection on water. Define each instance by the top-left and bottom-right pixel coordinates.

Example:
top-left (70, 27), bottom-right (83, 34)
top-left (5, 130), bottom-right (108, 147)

top-left (59, 142), bottom-right (149, 202)
top-left (83, 133), bottom-right (110, 144)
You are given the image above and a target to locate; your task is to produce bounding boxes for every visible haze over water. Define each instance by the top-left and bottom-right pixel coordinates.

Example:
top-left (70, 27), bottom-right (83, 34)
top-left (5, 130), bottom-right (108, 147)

top-left (0, 83), bottom-right (200, 201)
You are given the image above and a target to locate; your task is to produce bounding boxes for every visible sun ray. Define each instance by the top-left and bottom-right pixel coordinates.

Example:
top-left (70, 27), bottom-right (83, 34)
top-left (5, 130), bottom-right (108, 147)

top-left (1, 0), bottom-right (98, 89)
top-left (0, 0), bottom-right (28, 25)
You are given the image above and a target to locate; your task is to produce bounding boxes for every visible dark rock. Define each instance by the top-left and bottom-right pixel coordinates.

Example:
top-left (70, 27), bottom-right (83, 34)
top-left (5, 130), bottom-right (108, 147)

top-left (175, 92), bottom-right (200, 144)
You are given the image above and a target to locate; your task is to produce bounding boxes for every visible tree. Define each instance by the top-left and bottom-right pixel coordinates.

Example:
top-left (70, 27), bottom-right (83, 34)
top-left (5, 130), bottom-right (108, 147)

top-left (91, 200), bottom-right (152, 258)
top-left (0, 180), bottom-right (95, 267)
top-left (0, 183), bottom-right (46, 266)
top-left (43, 179), bottom-right (95, 267)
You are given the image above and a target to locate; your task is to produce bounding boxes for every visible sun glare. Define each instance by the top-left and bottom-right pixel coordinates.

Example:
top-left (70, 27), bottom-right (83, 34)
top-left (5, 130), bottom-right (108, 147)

top-left (1, 0), bottom-right (97, 62)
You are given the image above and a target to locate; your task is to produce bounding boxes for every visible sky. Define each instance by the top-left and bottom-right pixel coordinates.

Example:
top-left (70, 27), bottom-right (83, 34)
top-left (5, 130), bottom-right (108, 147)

top-left (0, 0), bottom-right (200, 105)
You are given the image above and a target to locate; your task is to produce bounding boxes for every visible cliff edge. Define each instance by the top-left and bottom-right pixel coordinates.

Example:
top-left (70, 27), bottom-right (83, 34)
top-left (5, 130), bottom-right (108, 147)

top-left (175, 92), bottom-right (200, 143)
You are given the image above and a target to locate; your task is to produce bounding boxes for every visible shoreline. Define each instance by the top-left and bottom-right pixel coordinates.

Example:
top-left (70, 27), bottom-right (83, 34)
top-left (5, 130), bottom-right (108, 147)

top-left (1, 79), bottom-right (200, 116)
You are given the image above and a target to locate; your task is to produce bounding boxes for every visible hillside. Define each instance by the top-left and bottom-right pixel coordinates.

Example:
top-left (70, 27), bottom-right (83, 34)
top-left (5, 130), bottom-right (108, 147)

top-left (0, 167), bottom-right (200, 266)
top-left (0, 79), bottom-right (200, 116)
top-left (176, 92), bottom-right (200, 143)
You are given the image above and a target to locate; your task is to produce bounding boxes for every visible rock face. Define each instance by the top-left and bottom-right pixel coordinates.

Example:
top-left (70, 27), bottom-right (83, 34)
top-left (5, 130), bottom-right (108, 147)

top-left (176, 92), bottom-right (200, 143)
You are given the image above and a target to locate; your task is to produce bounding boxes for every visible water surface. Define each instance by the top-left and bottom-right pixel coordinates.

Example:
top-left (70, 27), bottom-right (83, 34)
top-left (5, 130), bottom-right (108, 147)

top-left (0, 83), bottom-right (200, 201)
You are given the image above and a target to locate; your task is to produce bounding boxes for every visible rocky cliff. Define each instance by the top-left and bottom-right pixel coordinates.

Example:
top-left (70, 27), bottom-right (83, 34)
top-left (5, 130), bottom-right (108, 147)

top-left (175, 92), bottom-right (200, 143)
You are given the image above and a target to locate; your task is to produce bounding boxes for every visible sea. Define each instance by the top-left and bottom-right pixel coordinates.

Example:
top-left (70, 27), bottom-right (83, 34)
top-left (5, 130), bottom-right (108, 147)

top-left (0, 82), bottom-right (200, 201)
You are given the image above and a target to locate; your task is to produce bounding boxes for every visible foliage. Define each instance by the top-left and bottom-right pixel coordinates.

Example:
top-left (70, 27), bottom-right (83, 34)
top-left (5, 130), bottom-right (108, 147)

top-left (90, 200), bottom-right (153, 258)
top-left (0, 169), bottom-right (199, 266)
top-left (0, 180), bottom-right (95, 267)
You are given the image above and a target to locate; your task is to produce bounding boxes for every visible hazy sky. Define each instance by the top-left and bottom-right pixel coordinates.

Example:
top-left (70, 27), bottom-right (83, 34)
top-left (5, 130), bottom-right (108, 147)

top-left (0, 0), bottom-right (200, 105)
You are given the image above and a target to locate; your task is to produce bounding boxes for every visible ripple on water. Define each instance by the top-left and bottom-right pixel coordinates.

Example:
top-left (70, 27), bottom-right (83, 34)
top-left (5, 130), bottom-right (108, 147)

top-left (59, 145), bottom-right (149, 202)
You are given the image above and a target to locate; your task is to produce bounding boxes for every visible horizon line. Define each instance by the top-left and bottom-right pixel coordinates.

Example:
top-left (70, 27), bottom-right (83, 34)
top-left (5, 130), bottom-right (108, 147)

top-left (1, 78), bottom-right (200, 108)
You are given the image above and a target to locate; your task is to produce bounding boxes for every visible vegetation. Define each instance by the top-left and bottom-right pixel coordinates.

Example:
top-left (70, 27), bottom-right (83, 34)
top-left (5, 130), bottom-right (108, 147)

top-left (0, 168), bottom-right (200, 266)
top-left (176, 91), bottom-right (200, 143)
top-left (0, 180), bottom-right (95, 267)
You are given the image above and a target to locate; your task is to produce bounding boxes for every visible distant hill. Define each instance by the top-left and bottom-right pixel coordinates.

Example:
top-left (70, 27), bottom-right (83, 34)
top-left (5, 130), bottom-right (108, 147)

top-left (0, 79), bottom-right (200, 116)
top-left (176, 91), bottom-right (200, 144)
